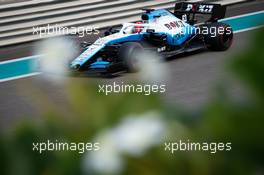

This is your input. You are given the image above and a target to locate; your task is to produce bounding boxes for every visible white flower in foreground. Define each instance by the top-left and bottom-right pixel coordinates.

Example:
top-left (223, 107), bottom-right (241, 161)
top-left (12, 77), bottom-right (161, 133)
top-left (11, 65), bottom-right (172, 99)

top-left (83, 131), bottom-right (123, 174)
top-left (114, 112), bottom-right (166, 156)
top-left (35, 37), bottom-right (77, 83)
top-left (136, 51), bottom-right (169, 84)
top-left (83, 111), bottom-right (166, 175)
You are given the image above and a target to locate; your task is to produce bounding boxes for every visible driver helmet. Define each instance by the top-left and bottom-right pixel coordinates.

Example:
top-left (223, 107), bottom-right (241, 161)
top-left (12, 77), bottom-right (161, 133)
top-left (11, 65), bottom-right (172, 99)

top-left (134, 21), bottom-right (143, 33)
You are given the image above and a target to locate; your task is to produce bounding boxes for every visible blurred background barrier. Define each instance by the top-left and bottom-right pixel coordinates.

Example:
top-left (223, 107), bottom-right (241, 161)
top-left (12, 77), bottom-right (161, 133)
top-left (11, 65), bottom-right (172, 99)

top-left (0, 0), bottom-right (248, 47)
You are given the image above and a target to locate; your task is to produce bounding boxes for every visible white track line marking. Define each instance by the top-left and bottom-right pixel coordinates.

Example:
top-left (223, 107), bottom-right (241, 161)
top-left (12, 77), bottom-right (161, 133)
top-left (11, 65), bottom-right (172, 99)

top-left (234, 25), bottom-right (264, 34)
top-left (0, 72), bottom-right (41, 83)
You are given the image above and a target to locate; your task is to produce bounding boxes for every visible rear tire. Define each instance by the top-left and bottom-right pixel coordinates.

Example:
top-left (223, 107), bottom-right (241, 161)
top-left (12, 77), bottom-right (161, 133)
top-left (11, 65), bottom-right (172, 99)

top-left (204, 23), bottom-right (233, 51)
top-left (118, 42), bottom-right (143, 72)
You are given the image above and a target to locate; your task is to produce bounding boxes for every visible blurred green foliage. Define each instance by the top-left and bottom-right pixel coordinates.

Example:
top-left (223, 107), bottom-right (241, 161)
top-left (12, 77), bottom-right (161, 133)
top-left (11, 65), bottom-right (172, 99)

top-left (1, 28), bottom-right (264, 175)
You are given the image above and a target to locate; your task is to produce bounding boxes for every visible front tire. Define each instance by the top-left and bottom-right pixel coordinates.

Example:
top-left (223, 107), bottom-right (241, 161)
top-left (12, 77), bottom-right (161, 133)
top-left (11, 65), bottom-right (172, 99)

top-left (118, 42), bottom-right (143, 72)
top-left (204, 23), bottom-right (233, 51)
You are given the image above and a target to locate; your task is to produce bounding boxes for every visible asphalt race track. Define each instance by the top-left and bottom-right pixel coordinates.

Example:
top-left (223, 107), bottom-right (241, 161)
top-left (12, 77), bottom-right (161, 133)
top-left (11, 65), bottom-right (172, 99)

top-left (0, 0), bottom-right (264, 131)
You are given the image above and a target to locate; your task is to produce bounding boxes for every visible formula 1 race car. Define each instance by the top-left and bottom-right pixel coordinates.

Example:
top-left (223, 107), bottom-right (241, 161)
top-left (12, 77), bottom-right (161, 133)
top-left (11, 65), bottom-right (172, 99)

top-left (70, 2), bottom-right (233, 73)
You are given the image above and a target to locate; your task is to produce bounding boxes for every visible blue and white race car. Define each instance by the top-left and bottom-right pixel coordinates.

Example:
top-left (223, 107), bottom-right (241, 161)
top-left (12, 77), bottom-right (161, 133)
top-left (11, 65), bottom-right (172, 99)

top-left (70, 2), bottom-right (233, 73)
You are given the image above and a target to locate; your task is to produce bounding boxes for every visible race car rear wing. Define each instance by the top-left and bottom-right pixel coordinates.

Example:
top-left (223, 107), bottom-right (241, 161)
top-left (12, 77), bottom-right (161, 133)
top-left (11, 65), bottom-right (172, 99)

top-left (174, 2), bottom-right (226, 24)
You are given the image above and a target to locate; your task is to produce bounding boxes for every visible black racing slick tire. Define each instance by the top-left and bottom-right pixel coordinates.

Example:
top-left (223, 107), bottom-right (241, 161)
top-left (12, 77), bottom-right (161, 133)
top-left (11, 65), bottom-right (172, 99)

top-left (118, 42), bottom-right (143, 72)
top-left (204, 22), bottom-right (233, 51)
